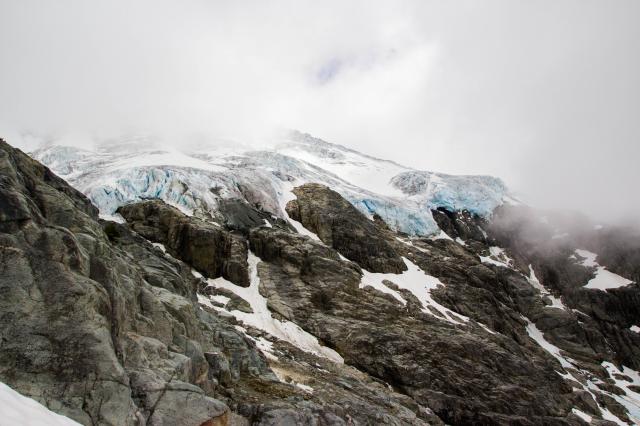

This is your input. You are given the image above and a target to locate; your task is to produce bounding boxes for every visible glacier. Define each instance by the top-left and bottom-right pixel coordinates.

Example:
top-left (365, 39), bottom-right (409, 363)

top-left (31, 131), bottom-right (512, 236)
top-left (391, 171), bottom-right (509, 217)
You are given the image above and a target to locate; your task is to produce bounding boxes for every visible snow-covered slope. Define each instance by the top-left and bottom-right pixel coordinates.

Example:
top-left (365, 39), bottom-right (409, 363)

top-left (31, 131), bottom-right (512, 236)
top-left (0, 381), bottom-right (81, 426)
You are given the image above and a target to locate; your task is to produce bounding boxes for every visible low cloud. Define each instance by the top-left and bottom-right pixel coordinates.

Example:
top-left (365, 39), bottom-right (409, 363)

top-left (0, 0), bottom-right (638, 225)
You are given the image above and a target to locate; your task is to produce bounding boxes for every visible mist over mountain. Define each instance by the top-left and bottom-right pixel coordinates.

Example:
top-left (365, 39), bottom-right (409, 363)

top-left (1, 1), bottom-right (640, 425)
top-left (1, 0), bottom-right (639, 226)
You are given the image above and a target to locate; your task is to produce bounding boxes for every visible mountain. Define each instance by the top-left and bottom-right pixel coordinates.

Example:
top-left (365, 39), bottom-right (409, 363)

top-left (30, 131), bottom-right (512, 236)
top-left (1, 134), bottom-right (639, 425)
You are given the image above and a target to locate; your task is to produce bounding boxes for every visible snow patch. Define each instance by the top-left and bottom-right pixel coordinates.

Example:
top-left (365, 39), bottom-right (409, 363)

top-left (233, 325), bottom-right (278, 361)
top-left (455, 237), bottom-right (466, 246)
top-left (586, 269), bottom-right (634, 291)
top-left (395, 237), bottom-right (430, 254)
top-left (546, 295), bottom-right (567, 310)
top-left (0, 381), bottom-right (82, 426)
top-left (151, 242), bottom-right (167, 253)
top-left (99, 213), bottom-right (125, 223)
top-left (210, 294), bottom-right (231, 305)
top-left (527, 266), bottom-right (546, 293)
top-left (196, 293), bottom-right (216, 310)
top-left (360, 258), bottom-right (469, 325)
top-left (430, 230), bottom-right (453, 241)
top-left (524, 318), bottom-right (573, 370)
top-left (575, 250), bottom-right (633, 290)
top-left (278, 181), bottom-right (322, 242)
top-left (525, 317), bottom-right (630, 424)
top-left (205, 252), bottom-right (343, 363)
top-left (601, 362), bottom-right (640, 424)
top-left (295, 383), bottom-right (314, 393)
top-left (527, 266), bottom-right (567, 310)
top-left (480, 247), bottom-right (514, 269)
top-left (575, 249), bottom-right (599, 268)
top-left (479, 227), bottom-right (488, 239)
top-left (477, 322), bottom-right (497, 335)
top-left (572, 408), bottom-right (592, 423)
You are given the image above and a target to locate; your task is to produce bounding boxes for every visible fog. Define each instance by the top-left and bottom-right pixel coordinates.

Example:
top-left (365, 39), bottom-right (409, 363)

top-left (0, 0), bottom-right (638, 225)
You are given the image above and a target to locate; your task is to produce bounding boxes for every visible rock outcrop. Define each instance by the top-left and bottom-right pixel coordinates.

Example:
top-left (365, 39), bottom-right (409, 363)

top-left (248, 227), bottom-right (581, 425)
top-left (118, 200), bottom-right (250, 287)
top-left (0, 140), bottom-right (242, 425)
top-left (0, 141), bottom-right (454, 424)
top-left (486, 207), bottom-right (640, 377)
top-left (2, 138), bottom-right (640, 425)
top-left (285, 183), bottom-right (407, 273)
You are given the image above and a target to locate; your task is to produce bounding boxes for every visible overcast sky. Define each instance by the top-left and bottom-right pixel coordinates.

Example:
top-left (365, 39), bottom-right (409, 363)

top-left (0, 1), bottom-right (638, 224)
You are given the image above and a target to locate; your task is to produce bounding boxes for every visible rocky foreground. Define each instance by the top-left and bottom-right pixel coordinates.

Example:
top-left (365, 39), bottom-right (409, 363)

top-left (1, 139), bottom-right (640, 425)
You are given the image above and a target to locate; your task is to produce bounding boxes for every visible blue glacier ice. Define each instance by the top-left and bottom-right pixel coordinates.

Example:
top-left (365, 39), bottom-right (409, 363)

top-left (31, 134), bottom-right (513, 237)
top-left (347, 197), bottom-right (439, 235)
top-left (390, 171), bottom-right (508, 216)
top-left (86, 168), bottom-right (203, 216)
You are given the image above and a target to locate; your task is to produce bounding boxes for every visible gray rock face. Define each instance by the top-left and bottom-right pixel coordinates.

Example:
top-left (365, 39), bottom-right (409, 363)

top-left (248, 227), bottom-right (580, 425)
top-left (488, 205), bottom-right (640, 370)
top-left (266, 183), bottom-right (638, 424)
top-left (0, 140), bottom-right (456, 425)
top-left (431, 208), bottom-right (487, 242)
top-left (285, 183), bottom-right (407, 273)
top-left (0, 140), bottom-right (245, 425)
top-left (215, 198), bottom-right (291, 236)
top-left (2, 139), bottom-right (639, 425)
top-left (118, 200), bottom-right (250, 287)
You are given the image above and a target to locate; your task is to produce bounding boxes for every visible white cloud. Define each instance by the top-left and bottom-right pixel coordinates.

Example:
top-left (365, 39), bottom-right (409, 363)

top-left (0, 0), bottom-right (638, 224)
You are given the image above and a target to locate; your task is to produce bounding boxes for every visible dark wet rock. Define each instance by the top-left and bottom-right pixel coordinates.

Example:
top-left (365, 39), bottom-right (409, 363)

top-left (3, 138), bottom-right (640, 425)
top-left (247, 226), bottom-right (579, 425)
top-left (285, 183), bottom-right (406, 273)
top-left (0, 140), bottom-right (248, 425)
top-left (201, 286), bottom-right (253, 313)
top-left (272, 185), bottom-right (639, 423)
top-left (218, 198), bottom-right (271, 232)
top-left (0, 140), bottom-right (454, 425)
top-left (216, 198), bottom-right (291, 235)
top-left (118, 200), bottom-right (250, 287)
top-left (488, 204), bottom-right (640, 370)
top-left (431, 208), bottom-right (488, 245)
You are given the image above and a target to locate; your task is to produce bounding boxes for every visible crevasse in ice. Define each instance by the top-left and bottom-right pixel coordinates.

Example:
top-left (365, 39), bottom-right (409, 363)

top-left (32, 132), bottom-right (511, 236)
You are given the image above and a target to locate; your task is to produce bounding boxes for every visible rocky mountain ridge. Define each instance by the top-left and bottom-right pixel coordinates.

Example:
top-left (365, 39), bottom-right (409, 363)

top-left (1, 138), bottom-right (640, 425)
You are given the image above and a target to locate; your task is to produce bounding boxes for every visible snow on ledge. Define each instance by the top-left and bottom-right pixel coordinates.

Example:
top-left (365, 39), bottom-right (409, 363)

top-left (601, 362), bottom-right (640, 424)
top-left (480, 246), bottom-right (515, 269)
top-left (430, 230), bottom-right (453, 241)
top-left (360, 257), bottom-right (469, 325)
top-left (201, 252), bottom-right (343, 363)
top-left (524, 316), bottom-right (630, 424)
top-left (572, 408), bottom-right (592, 423)
top-left (278, 181), bottom-right (322, 242)
top-left (524, 318), bottom-right (574, 370)
top-left (0, 381), bottom-right (81, 426)
top-left (575, 249), bottom-right (634, 291)
top-left (527, 265), bottom-right (567, 311)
